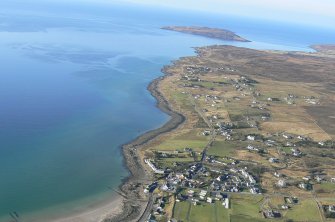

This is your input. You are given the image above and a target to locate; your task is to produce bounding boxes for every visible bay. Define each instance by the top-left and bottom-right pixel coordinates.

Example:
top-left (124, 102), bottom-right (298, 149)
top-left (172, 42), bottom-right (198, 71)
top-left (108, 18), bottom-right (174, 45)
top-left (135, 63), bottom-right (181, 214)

top-left (0, 1), bottom-right (334, 221)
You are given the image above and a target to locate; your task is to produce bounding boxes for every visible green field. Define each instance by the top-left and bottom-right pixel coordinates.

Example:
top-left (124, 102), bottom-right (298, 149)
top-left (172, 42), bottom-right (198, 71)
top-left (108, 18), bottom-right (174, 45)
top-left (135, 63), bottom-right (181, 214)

top-left (207, 140), bottom-right (238, 157)
top-left (171, 194), bottom-right (325, 222)
top-left (279, 146), bottom-right (292, 154)
top-left (157, 157), bottom-right (194, 168)
top-left (171, 91), bottom-right (194, 110)
top-left (315, 182), bottom-right (335, 193)
top-left (154, 139), bottom-right (208, 152)
top-left (230, 194), bottom-right (265, 221)
top-left (230, 215), bottom-right (266, 222)
top-left (172, 194), bottom-right (268, 222)
top-left (173, 201), bottom-right (229, 222)
top-left (173, 201), bottom-right (190, 221)
top-left (174, 129), bottom-right (209, 141)
top-left (284, 199), bottom-right (322, 221)
top-left (192, 81), bottom-right (219, 89)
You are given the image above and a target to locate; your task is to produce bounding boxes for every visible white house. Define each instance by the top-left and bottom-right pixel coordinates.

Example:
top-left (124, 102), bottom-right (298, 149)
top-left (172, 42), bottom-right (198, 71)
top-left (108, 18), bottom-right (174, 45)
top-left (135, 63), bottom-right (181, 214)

top-left (144, 159), bottom-right (165, 174)
top-left (247, 135), bottom-right (255, 141)
top-left (277, 179), bottom-right (286, 187)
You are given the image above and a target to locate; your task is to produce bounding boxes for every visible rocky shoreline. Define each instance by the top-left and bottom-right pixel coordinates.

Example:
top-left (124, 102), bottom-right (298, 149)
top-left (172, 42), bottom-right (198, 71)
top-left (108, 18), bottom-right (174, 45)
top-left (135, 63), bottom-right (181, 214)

top-left (104, 66), bottom-right (185, 222)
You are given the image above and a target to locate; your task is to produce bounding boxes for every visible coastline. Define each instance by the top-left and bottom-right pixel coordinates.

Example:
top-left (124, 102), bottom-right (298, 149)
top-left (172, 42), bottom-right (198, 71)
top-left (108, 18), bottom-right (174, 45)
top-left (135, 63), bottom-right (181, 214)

top-left (38, 63), bottom-right (185, 222)
top-left (12, 193), bottom-right (124, 222)
top-left (109, 44), bottom-right (335, 222)
top-left (106, 43), bottom-right (335, 222)
top-left (103, 65), bottom-right (186, 221)
top-left (48, 196), bottom-right (123, 222)
top-left (13, 43), bottom-right (335, 222)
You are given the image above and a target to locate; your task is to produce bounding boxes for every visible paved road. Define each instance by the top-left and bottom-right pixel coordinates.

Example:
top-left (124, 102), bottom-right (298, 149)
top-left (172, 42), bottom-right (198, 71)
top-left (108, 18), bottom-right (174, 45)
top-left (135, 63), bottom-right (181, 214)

top-left (191, 96), bottom-right (216, 162)
top-left (138, 194), bottom-right (155, 222)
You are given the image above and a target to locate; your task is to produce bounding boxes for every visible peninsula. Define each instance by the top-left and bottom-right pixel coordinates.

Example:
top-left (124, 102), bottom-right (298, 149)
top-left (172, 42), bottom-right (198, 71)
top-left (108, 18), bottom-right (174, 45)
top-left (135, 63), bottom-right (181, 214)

top-left (311, 44), bottom-right (335, 56)
top-left (105, 30), bottom-right (335, 222)
top-left (162, 26), bottom-right (250, 42)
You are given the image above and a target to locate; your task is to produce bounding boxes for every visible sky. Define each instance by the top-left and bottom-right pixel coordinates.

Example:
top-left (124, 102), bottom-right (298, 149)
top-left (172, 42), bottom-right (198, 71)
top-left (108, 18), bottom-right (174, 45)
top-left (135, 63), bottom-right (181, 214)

top-left (103, 0), bottom-right (335, 29)
top-left (2, 0), bottom-right (334, 29)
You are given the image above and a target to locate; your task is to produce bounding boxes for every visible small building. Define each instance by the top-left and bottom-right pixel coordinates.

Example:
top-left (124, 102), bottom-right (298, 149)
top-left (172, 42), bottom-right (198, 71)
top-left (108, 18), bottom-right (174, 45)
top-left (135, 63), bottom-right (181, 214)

top-left (144, 159), bottom-right (165, 174)
top-left (248, 175), bottom-right (256, 185)
top-left (263, 210), bottom-right (281, 218)
top-left (222, 198), bottom-right (229, 209)
top-left (284, 142), bottom-right (293, 147)
top-left (281, 205), bottom-right (289, 210)
top-left (247, 145), bottom-right (259, 151)
top-left (176, 173), bottom-right (184, 179)
top-left (298, 182), bottom-right (311, 190)
top-left (215, 193), bottom-right (223, 200)
top-left (315, 175), bottom-right (323, 183)
top-left (283, 134), bottom-right (292, 139)
top-left (199, 190), bottom-right (207, 200)
top-left (187, 190), bottom-right (195, 197)
top-left (302, 176), bottom-right (311, 181)
top-left (291, 148), bottom-right (302, 157)
top-left (297, 135), bottom-right (307, 140)
top-left (277, 179), bottom-right (286, 188)
top-left (207, 197), bottom-right (213, 203)
top-left (192, 199), bottom-right (199, 206)
top-left (203, 130), bottom-right (211, 136)
top-left (247, 135), bottom-right (255, 141)
top-left (274, 172), bottom-right (281, 178)
top-left (269, 158), bottom-right (279, 163)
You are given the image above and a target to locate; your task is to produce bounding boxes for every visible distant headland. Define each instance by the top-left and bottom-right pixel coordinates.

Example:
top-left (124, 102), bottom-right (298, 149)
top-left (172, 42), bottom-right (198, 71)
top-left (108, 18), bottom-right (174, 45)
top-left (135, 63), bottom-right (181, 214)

top-left (162, 26), bottom-right (250, 42)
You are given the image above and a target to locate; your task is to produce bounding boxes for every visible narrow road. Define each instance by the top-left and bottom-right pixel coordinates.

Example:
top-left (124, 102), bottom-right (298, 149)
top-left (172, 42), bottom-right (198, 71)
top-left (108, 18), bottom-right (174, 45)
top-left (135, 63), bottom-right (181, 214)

top-left (190, 96), bottom-right (216, 162)
top-left (138, 194), bottom-right (155, 222)
top-left (312, 191), bottom-right (326, 222)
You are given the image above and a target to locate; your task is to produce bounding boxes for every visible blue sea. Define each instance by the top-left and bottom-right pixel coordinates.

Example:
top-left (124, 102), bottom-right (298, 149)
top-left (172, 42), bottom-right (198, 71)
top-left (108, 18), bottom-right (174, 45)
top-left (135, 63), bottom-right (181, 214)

top-left (0, 1), bottom-right (334, 221)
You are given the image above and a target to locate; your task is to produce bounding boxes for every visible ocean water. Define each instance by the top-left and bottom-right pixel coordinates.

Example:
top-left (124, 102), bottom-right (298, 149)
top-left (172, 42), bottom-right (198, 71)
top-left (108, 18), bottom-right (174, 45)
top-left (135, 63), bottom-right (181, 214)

top-left (0, 1), bottom-right (334, 221)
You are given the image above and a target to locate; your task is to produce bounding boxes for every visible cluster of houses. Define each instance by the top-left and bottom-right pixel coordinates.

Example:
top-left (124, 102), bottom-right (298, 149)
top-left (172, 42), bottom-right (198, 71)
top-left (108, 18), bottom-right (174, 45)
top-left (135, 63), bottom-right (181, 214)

top-left (246, 144), bottom-right (260, 152)
top-left (205, 156), bottom-right (238, 166)
top-left (305, 98), bottom-right (320, 105)
top-left (204, 94), bottom-right (221, 107)
top-left (250, 99), bottom-right (268, 111)
top-left (291, 148), bottom-right (303, 157)
top-left (151, 196), bottom-right (168, 218)
top-left (147, 66), bottom-right (335, 221)
top-left (284, 93), bottom-right (297, 105)
top-left (244, 132), bottom-right (308, 158)
top-left (182, 75), bottom-right (201, 82)
top-left (231, 76), bottom-right (255, 93)
top-left (184, 65), bottom-right (211, 75)
top-left (216, 122), bottom-right (233, 140)
top-left (263, 209), bottom-right (281, 219)
top-left (320, 204), bottom-right (335, 219)
top-left (176, 189), bottom-right (230, 209)
top-left (145, 157), bottom-right (262, 196)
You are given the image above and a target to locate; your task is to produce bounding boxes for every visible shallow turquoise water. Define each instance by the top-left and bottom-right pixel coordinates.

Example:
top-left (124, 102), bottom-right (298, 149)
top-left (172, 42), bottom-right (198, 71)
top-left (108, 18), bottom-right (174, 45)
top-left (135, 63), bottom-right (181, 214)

top-left (0, 1), bottom-right (334, 221)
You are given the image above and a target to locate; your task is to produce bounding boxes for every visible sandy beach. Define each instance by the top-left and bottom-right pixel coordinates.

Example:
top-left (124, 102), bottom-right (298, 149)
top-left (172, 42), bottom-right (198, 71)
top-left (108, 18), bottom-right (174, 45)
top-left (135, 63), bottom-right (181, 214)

top-left (52, 197), bottom-right (123, 222)
top-left (24, 195), bottom-right (125, 222)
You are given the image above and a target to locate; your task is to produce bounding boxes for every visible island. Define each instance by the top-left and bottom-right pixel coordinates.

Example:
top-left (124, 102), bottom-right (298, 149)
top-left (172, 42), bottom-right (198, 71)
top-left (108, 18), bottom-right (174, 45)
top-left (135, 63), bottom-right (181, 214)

top-left (162, 26), bottom-right (250, 42)
top-left (311, 44), bottom-right (335, 55)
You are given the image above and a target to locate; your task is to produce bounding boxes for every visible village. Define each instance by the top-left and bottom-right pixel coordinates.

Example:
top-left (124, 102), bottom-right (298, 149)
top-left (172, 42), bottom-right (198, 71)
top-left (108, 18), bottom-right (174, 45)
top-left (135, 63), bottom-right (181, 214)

top-left (140, 58), bottom-right (335, 222)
